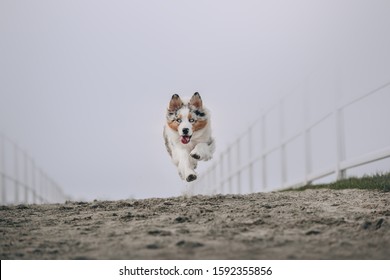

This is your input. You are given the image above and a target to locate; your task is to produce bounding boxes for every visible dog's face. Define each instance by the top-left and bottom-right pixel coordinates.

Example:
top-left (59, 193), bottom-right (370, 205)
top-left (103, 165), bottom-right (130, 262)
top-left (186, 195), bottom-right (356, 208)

top-left (166, 92), bottom-right (208, 144)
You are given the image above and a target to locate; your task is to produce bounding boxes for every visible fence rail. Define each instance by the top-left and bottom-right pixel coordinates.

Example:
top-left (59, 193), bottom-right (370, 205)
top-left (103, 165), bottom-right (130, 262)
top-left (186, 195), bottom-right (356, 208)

top-left (0, 134), bottom-right (68, 205)
top-left (191, 79), bottom-right (390, 195)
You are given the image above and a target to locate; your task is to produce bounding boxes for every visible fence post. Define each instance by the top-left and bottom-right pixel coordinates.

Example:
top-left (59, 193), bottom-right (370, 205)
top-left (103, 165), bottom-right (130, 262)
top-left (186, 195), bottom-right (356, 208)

top-left (227, 148), bottom-right (232, 193)
top-left (219, 153), bottom-right (224, 194)
top-left (334, 72), bottom-right (346, 180)
top-left (303, 84), bottom-right (312, 186)
top-left (335, 107), bottom-right (346, 180)
top-left (43, 172), bottom-right (48, 203)
top-left (248, 126), bottom-right (254, 193)
top-left (212, 164), bottom-right (217, 194)
top-left (39, 169), bottom-right (44, 203)
top-left (261, 114), bottom-right (267, 189)
top-left (14, 142), bottom-right (19, 204)
top-left (31, 159), bottom-right (36, 204)
top-left (280, 99), bottom-right (287, 187)
top-left (23, 151), bottom-right (28, 203)
top-left (0, 134), bottom-right (5, 204)
top-left (236, 139), bottom-right (241, 194)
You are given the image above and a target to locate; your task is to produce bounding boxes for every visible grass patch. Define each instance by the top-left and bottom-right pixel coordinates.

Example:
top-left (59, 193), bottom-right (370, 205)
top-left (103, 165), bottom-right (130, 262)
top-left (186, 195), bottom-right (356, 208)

top-left (284, 173), bottom-right (390, 192)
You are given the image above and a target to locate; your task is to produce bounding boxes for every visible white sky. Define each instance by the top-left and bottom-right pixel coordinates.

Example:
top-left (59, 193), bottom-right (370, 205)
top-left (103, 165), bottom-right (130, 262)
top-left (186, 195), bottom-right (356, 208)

top-left (1, 0), bottom-right (390, 201)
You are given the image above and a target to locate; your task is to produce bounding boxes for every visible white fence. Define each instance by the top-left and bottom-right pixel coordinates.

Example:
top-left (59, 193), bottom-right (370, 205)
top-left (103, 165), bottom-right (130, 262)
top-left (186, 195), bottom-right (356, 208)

top-left (191, 78), bottom-right (390, 195)
top-left (0, 134), bottom-right (68, 205)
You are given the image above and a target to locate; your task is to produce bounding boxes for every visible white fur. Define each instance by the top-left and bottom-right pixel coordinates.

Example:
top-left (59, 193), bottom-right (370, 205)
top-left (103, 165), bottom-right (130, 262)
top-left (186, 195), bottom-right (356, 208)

top-left (163, 96), bottom-right (215, 182)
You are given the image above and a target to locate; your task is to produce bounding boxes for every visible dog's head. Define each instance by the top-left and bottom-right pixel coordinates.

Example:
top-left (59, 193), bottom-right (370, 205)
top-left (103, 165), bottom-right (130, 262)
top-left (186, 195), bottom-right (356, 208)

top-left (166, 92), bottom-right (208, 144)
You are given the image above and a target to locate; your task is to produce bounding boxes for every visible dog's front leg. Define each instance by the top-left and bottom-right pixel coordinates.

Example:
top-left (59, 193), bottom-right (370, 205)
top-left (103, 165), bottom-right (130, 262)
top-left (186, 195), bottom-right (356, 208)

top-left (190, 138), bottom-right (215, 161)
top-left (177, 149), bottom-right (197, 182)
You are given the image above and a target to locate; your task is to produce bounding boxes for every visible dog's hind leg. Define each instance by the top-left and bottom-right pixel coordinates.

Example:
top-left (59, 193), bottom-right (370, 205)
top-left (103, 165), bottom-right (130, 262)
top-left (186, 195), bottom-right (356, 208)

top-left (181, 161), bottom-right (197, 182)
top-left (176, 149), bottom-right (197, 182)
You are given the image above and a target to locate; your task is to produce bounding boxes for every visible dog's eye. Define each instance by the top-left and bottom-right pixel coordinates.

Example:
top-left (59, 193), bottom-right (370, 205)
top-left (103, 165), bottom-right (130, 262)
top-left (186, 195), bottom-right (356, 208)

top-left (175, 118), bottom-right (182, 123)
top-left (189, 118), bottom-right (195, 123)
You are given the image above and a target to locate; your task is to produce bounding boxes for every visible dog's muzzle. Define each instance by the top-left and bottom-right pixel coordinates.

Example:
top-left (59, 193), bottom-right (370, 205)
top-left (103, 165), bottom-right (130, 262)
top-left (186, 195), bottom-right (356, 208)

top-left (180, 135), bottom-right (192, 144)
top-left (180, 128), bottom-right (192, 144)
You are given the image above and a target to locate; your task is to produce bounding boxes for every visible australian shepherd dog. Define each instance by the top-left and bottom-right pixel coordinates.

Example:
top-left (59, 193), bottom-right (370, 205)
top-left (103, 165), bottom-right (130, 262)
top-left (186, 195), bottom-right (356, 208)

top-left (163, 92), bottom-right (215, 182)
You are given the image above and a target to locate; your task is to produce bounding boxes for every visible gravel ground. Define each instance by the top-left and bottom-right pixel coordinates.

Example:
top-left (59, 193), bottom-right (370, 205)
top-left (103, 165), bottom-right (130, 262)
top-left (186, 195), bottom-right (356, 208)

top-left (1, 189), bottom-right (389, 259)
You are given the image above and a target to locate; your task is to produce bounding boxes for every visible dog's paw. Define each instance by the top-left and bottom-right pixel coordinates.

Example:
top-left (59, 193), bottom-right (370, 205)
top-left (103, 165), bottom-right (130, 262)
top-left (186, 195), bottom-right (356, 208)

top-left (190, 143), bottom-right (213, 161)
top-left (186, 174), bottom-right (197, 182)
top-left (190, 152), bottom-right (201, 160)
top-left (191, 151), bottom-right (212, 161)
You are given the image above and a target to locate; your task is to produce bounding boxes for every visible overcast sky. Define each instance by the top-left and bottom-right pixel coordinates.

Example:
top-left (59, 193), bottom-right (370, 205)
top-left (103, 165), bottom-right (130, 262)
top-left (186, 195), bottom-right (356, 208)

top-left (1, 0), bottom-right (389, 201)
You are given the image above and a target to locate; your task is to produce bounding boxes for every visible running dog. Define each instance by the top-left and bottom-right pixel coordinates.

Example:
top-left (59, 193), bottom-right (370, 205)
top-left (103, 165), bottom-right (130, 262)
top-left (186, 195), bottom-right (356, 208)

top-left (163, 92), bottom-right (215, 182)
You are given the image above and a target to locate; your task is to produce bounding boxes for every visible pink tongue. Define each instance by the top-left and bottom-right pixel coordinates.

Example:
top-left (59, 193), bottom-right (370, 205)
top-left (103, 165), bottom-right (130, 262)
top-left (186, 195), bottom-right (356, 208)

top-left (180, 136), bottom-right (191, 144)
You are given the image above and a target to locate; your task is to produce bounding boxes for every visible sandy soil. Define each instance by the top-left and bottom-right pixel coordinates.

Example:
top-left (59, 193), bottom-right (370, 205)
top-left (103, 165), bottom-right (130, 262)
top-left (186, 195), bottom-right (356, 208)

top-left (1, 189), bottom-right (389, 260)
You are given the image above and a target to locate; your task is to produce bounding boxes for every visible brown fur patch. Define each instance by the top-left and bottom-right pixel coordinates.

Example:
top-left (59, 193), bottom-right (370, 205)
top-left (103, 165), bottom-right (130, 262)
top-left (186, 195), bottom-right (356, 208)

top-left (193, 119), bottom-right (207, 131)
top-left (167, 114), bottom-right (181, 131)
top-left (168, 121), bottom-right (179, 131)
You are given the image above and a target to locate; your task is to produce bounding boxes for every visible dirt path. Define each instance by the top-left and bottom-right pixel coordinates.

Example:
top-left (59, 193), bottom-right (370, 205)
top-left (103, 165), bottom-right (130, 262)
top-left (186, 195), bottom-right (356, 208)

top-left (1, 189), bottom-right (389, 259)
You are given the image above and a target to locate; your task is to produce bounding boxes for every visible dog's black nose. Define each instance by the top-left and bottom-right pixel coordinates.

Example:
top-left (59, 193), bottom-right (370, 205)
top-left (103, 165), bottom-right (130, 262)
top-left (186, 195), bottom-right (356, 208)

top-left (182, 128), bottom-right (189, 135)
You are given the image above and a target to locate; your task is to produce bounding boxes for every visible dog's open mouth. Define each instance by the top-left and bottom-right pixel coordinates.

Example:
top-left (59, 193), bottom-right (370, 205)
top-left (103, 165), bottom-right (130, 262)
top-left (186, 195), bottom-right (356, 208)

top-left (180, 135), bottom-right (192, 144)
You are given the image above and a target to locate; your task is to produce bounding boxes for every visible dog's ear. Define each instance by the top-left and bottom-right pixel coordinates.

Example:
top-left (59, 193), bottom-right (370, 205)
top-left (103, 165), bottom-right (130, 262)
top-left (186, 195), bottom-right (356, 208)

top-left (190, 92), bottom-right (203, 109)
top-left (168, 94), bottom-right (183, 112)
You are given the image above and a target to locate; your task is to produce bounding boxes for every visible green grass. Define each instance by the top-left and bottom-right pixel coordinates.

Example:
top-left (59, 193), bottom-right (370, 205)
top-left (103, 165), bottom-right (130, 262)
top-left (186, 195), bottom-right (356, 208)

top-left (284, 172), bottom-right (390, 192)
